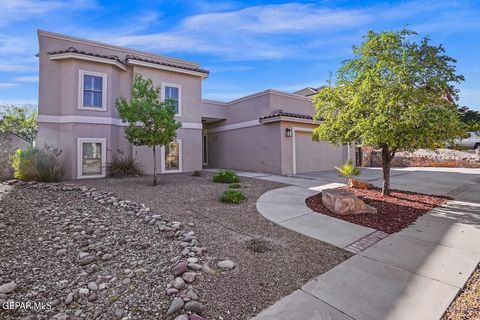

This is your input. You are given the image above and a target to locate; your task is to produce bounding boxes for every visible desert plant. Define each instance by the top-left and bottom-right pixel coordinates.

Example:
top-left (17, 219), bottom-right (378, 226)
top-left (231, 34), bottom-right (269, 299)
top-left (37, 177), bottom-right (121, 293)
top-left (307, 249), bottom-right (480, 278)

top-left (191, 170), bottom-right (203, 177)
top-left (213, 170), bottom-right (240, 183)
top-left (108, 150), bottom-right (141, 177)
top-left (219, 189), bottom-right (246, 204)
top-left (335, 160), bottom-right (361, 180)
top-left (11, 145), bottom-right (64, 182)
top-left (228, 183), bottom-right (241, 189)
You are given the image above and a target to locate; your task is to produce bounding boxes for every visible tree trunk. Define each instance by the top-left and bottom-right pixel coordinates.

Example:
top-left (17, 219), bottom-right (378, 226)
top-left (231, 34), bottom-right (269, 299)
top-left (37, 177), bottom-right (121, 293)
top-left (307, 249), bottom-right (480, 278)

top-left (381, 147), bottom-right (395, 196)
top-left (152, 145), bottom-right (157, 186)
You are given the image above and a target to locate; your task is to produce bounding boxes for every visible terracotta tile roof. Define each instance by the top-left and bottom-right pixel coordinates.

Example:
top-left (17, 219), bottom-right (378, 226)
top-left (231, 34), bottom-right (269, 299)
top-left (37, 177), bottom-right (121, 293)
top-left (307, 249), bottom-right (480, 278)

top-left (48, 47), bottom-right (209, 75)
top-left (260, 110), bottom-right (322, 121)
top-left (48, 47), bottom-right (125, 65)
top-left (126, 55), bottom-right (209, 75)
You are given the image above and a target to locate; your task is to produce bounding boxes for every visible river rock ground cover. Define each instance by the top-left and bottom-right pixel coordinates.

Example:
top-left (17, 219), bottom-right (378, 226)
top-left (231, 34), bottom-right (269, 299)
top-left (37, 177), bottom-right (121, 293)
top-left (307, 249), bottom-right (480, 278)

top-left (442, 264), bottom-right (480, 320)
top-left (0, 173), bottom-right (350, 319)
top-left (72, 172), bottom-right (350, 319)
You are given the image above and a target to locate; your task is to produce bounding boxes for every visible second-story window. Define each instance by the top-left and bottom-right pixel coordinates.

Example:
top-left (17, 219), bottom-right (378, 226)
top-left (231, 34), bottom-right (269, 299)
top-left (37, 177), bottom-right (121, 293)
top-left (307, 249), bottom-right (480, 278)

top-left (162, 83), bottom-right (181, 116)
top-left (79, 70), bottom-right (107, 111)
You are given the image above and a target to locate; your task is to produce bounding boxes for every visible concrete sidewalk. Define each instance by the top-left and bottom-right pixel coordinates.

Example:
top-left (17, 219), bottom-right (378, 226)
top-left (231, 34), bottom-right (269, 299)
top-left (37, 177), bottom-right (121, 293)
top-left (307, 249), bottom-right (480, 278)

top-left (257, 185), bottom-right (378, 249)
top-left (250, 168), bottom-right (480, 320)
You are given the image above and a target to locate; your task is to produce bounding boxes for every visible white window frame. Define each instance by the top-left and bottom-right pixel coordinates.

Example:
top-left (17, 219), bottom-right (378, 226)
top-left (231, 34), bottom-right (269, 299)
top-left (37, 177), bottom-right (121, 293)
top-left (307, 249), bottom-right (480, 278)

top-left (161, 82), bottom-right (182, 117)
top-left (161, 139), bottom-right (183, 173)
top-left (78, 70), bottom-right (107, 111)
top-left (77, 138), bottom-right (107, 179)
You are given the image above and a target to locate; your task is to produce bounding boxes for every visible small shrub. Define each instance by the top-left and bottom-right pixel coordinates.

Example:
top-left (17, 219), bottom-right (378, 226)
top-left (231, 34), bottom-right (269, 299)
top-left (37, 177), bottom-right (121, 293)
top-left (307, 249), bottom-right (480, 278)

top-left (213, 170), bottom-right (240, 183)
top-left (108, 150), bottom-right (141, 177)
top-left (11, 145), bottom-right (64, 182)
top-left (335, 160), bottom-right (361, 179)
top-left (219, 189), bottom-right (246, 204)
top-left (228, 183), bottom-right (241, 189)
top-left (191, 170), bottom-right (203, 177)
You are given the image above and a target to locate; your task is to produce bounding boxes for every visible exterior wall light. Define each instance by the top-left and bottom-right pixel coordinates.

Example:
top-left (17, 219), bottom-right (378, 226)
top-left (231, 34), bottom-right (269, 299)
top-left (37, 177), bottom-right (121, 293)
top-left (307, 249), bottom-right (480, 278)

top-left (286, 128), bottom-right (292, 137)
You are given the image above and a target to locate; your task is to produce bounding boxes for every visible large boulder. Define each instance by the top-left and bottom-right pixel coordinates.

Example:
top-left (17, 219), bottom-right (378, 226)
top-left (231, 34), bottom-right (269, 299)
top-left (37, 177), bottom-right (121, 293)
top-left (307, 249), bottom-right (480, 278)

top-left (322, 189), bottom-right (377, 215)
top-left (348, 179), bottom-right (372, 190)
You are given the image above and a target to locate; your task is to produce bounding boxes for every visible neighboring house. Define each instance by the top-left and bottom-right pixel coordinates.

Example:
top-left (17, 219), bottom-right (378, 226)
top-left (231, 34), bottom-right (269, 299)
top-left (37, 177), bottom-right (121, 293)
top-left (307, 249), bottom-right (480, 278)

top-left (293, 86), bottom-right (326, 98)
top-left (0, 132), bottom-right (32, 180)
top-left (37, 30), bottom-right (352, 180)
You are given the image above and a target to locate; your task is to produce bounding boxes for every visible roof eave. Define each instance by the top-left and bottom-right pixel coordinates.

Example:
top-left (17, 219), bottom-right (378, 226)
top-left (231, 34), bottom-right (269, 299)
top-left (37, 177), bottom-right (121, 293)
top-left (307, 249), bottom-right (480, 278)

top-left (260, 116), bottom-right (321, 125)
top-left (49, 52), bottom-right (127, 71)
top-left (38, 29), bottom-right (201, 69)
top-left (127, 59), bottom-right (209, 78)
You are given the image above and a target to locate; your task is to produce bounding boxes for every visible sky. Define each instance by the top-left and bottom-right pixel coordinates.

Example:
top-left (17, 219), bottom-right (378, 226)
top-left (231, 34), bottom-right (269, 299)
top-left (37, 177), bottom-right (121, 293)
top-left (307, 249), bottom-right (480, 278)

top-left (0, 0), bottom-right (480, 110)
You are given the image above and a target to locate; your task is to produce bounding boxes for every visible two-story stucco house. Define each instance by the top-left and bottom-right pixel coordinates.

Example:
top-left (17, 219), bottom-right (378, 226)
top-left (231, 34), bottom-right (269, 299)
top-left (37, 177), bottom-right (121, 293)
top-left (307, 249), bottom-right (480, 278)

top-left (37, 30), bottom-right (353, 180)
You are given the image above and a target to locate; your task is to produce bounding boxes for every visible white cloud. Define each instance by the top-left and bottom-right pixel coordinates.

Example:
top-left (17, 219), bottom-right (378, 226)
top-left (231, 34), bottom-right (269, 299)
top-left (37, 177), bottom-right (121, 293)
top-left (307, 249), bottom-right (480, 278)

top-left (0, 63), bottom-right (37, 73)
top-left (0, 0), bottom-right (97, 27)
top-left (98, 3), bottom-right (372, 60)
top-left (94, 0), bottom-right (480, 62)
top-left (0, 35), bottom-right (31, 54)
top-left (14, 75), bottom-right (38, 82)
top-left (0, 83), bottom-right (17, 89)
top-left (182, 3), bottom-right (371, 34)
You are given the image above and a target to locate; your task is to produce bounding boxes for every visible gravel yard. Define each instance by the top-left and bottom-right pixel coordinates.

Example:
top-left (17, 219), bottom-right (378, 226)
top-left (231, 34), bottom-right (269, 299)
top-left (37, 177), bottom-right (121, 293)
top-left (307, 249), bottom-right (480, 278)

top-left (442, 264), bottom-right (480, 320)
top-left (73, 173), bottom-right (350, 319)
top-left (0, 173), bottom-right (350, 320)
top-left (1, 181), bottom-right (203, 320)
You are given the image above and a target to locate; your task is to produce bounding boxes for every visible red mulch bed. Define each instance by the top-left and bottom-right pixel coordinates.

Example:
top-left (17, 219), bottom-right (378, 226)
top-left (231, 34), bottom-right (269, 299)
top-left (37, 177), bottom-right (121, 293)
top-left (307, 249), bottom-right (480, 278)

top-left (305, 187), bottom-right (451, 234)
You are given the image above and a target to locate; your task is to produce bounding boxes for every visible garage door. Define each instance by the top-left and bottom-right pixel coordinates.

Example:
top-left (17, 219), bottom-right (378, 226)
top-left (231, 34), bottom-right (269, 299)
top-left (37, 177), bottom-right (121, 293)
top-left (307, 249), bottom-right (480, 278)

top-left (294, 131), bottom-right (346, 173)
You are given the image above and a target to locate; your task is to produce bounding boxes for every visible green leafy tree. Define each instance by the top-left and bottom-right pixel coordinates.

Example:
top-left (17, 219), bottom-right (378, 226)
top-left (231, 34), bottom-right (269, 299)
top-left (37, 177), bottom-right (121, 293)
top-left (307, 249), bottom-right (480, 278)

top-left (457, 106), bottom-right (480, 132)
top-left (116, 74), bottom-right (181, 186)
top-left (0, 105), bottom-right (37, 144)
top-left (313, 29), bottom-right (464, 195)
top-left (458, 106), bottom-right (480, 123)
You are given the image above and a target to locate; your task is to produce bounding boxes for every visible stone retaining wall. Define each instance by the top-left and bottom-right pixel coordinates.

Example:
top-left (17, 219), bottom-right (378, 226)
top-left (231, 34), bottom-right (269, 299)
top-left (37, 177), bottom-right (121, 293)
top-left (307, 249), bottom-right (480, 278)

top-left (362, 148), bottom-right (480, 168)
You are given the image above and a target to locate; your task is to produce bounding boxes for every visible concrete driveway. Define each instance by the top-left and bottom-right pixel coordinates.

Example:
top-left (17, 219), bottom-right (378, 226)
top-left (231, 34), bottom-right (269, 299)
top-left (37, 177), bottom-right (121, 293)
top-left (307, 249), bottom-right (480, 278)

top-left (295, 167), bottom-right (480, 201)
top-left (251, 167), bottom-right (480, 320)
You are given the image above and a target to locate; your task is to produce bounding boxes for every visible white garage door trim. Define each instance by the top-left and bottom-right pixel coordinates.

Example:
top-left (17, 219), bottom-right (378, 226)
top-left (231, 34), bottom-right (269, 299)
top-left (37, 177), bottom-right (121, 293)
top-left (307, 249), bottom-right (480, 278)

top-left (292, 127), bottom-right (314, 175)
top-left (292, 127), bottom-right (351, 174)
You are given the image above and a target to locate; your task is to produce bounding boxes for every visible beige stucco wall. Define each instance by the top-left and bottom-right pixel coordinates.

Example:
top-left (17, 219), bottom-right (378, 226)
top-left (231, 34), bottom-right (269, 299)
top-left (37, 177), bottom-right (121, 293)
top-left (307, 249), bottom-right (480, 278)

top-left (38, 33), bottom-right (133, 118)
top-left (204, 90), bottom-right (315, 129)
top-left (36, 31), bottom-right (350, 180)
top-left (37, 31), bottom-right (205, 180)
top-left (133, 65), bottom-right (203, 124)
top-left (202, 91), bottom-right (319, 175)
top-left (199, 101), bottom-right (228, 120)
top-left (133, 128), bottom-right (202, 175)
top-left (279, 121), bottom-right (354, 175)
top-left (269, 92), bottom-right (314, 115)
top-left (37, 122), bottom-right (131, 180)
top-left (206, 122), bottom-right (282, 174)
